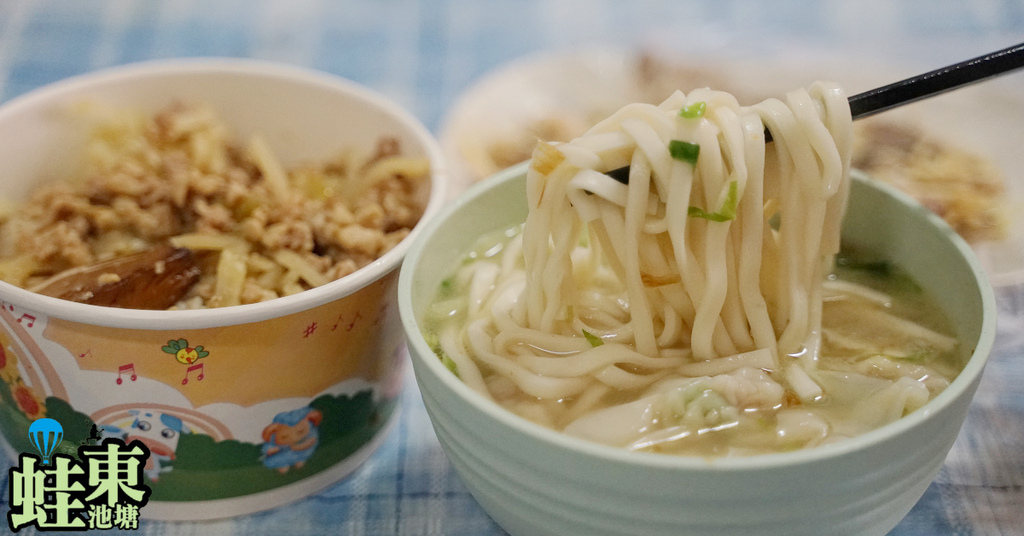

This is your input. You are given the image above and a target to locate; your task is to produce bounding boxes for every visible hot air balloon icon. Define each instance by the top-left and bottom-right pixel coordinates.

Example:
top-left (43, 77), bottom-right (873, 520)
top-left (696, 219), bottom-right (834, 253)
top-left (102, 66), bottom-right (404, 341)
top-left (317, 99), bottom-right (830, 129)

top-left (28, 418), bottom-right (63, 465)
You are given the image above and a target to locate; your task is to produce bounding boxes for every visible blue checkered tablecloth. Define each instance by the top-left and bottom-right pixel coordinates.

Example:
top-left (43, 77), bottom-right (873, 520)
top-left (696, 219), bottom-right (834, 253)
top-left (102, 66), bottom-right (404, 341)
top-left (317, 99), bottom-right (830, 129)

top-left (0, 1), bottom-right (1022, 534)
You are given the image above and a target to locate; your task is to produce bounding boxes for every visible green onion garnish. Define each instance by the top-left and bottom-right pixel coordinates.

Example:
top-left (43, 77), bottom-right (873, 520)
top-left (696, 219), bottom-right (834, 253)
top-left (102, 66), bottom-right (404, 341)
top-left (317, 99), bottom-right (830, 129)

top-left (688, 181), bottom-right (739, 222)
top-left (439, 351), bottom-right (459, 377)
top-left (669, 140), bottom-right (700, 167)
top-left (679, 101), bottom-right (706, 119)
top-left (582, 329), bottom-right (604, 347)
top-left (438, 276), bottom-right (455, 296)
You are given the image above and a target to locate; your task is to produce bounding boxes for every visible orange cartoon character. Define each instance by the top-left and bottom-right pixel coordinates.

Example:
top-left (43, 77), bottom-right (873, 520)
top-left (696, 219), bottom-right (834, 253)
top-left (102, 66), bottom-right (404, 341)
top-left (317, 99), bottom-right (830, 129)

top-left (161, 338), bottom-right (209, 365)
top-left (260, 406), bottom-right (323, 474)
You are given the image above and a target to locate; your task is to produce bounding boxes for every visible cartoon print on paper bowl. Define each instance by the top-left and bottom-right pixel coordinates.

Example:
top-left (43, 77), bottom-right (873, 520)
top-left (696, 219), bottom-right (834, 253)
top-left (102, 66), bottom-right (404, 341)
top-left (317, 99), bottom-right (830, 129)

top-left (0, 335), bottom-right (16, 383)
top-left (0, 334), bottom-right (48, 421)
top-left (10, 379), bottom-right (47, 420)
top-left (260, 406), bottom-right (323, 474)
top-left (162, 338), bottom-right (208, 385)
top-left (0, 294), bottom-right (402, 503)
top-left (161, 338), bottom-right (209, 365)
top-left (101, 410), bottom-right (191, 482)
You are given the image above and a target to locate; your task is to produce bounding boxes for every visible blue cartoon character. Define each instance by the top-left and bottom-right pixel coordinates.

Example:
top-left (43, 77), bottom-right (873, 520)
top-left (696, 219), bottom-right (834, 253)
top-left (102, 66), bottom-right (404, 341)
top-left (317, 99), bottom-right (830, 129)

top-left (260, 407), bottom-right (323, 474)
top-left (101, 410), bottom-right (190, 482)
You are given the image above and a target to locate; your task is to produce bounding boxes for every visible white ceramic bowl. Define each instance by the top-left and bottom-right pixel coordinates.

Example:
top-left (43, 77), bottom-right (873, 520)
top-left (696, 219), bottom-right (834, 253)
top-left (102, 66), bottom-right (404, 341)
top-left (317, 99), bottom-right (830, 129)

top-left (0, 58), bottom-right (446, 520)
top-left (399, 162), bottom-right (996, 536)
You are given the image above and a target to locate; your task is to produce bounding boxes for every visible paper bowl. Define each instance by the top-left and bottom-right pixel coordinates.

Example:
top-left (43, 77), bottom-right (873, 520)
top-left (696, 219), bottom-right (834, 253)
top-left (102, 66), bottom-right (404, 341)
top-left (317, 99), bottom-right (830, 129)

top-left (398, 162), bottom-right (996, 536)
top-left (0, 59), bottom-right (446, 520)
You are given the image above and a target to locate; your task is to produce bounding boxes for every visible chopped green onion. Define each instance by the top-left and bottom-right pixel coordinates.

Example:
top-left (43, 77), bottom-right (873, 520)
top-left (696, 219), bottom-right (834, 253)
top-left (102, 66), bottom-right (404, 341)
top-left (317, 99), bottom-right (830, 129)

top-left (687, 206), bottom-right (728, 222)
top-left (438, 350), bottom-right (459, 377)
top-left (425, 328), bottom-right (458, 376)
top-left (423, 329), bottom-right (441, 350)
top-left (577, 226), bottom-right (589, 247)
top-left (679, 101), bottom-right (706, 119)
top-left (688, 181), bottom-right (738, 222)
top-left (438, 276), bottom-right (455, 296)
top-left (669, 140), bottom-right (700, 167)
top-left (582, 329), bottom-right (604, 347)
top-left (888, 349), bottom-right (935, 363)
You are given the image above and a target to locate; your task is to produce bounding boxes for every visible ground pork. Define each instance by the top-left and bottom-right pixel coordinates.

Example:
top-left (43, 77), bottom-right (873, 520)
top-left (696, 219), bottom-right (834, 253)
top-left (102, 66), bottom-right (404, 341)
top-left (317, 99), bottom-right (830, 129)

top-left (0, 101), bottom-right (431, 308)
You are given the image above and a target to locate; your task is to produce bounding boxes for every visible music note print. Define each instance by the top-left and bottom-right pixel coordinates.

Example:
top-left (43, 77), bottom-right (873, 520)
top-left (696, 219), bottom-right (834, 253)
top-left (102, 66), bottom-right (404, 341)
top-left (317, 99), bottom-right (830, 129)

top-left (17, 313), bottom-right (36, 328)
top-left (78, 349), bottom-right (92, 358)
top-left (116, 363), bottom-right (137, 385)
top-left (182, 363), bottom-right (205, 385)
top-left (346, 311), bottom-right (362, 332)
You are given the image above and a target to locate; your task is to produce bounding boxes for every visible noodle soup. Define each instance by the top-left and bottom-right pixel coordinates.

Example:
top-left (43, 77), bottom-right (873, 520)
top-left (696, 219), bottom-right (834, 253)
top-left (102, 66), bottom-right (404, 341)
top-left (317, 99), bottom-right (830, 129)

top-left (417, 83), bottom-right (967, 457)
top-left (422, 226), bottom-right (963, 456)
